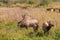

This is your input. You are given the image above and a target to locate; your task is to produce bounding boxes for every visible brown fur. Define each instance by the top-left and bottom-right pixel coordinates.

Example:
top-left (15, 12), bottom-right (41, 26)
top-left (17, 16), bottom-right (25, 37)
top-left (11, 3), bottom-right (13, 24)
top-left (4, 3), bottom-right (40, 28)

top-left (18, 14), bottom-right (39, 32)
top-left (42, 21), bottom-right (54, 34)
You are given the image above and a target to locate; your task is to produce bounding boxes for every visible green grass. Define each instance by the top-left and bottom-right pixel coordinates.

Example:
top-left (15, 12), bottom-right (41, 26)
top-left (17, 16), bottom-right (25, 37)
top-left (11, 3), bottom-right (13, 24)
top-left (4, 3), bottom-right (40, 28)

top-left (0, 21), bottom-right (60, 40)
top-left (0, 6), bottom-right (60, 40)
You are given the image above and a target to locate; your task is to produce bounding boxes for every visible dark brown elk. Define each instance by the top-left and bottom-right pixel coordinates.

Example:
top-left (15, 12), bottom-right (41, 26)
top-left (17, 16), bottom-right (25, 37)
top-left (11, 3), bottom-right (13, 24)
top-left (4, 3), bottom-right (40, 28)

top-left (46, 8), bottom-right (55, 12)
top-left (42, 21), bottom-right (54, 34)
top-left (18, 14), bottom-right (39, 32)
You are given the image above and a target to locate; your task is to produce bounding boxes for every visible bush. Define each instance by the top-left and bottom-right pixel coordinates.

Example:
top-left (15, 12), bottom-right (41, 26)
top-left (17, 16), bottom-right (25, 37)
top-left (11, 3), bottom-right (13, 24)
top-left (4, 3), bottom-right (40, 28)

top-left (40, 0), bottom-right (53, 6)
top-left (53, 0), bottom-right (60, 2)
top-left (27, 0), bottom-right (35, 4)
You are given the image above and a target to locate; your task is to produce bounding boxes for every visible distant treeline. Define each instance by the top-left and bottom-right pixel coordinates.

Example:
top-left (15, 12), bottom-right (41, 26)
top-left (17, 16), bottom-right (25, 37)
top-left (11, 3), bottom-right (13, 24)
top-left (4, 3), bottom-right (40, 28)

top-left (0, 0), bottom-right (60, 7)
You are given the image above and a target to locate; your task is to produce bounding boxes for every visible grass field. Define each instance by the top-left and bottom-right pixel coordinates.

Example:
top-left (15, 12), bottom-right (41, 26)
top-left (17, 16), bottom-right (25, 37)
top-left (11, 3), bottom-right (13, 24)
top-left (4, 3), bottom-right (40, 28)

top-left (0, 7), bottom-right (60, 40)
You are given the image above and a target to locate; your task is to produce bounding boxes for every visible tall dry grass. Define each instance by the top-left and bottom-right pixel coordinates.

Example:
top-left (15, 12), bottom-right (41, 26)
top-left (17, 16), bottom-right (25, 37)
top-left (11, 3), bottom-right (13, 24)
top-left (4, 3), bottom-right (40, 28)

top-left (0, 7), bottom-right (60, 40)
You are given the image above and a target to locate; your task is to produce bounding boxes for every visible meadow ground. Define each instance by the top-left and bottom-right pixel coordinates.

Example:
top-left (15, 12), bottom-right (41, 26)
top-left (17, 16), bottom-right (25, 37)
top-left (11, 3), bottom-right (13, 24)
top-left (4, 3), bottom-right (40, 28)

top-left (0, 7), bottom-right (60, 40)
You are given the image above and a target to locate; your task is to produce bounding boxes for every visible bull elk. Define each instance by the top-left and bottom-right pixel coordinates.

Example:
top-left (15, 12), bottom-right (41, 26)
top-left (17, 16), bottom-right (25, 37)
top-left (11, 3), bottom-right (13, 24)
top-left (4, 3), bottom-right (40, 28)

top-left (18, 14), bottom-right (39, 32)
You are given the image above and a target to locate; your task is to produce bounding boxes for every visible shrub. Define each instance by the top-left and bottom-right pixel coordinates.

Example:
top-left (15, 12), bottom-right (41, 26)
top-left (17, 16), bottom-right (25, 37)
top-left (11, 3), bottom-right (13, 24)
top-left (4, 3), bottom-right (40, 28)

top-left (40, 0), bottom-right (53, 6)
top-left (27, 0), bottom-right (35, 4)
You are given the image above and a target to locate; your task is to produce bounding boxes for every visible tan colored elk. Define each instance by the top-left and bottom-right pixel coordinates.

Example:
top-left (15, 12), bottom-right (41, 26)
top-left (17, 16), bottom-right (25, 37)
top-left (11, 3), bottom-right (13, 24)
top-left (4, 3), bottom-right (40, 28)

top-left (42, 21), bottom-right (54, 34)
top-left (18, 14), bottom-right (39, 32)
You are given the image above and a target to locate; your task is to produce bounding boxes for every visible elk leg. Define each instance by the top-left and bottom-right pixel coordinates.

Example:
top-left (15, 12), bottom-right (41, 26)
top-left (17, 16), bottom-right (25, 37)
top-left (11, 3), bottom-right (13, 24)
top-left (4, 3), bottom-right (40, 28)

top-left (33, 24), bottom-right (38, 32)
top-left (25, 26), bottom-right (28, 29)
